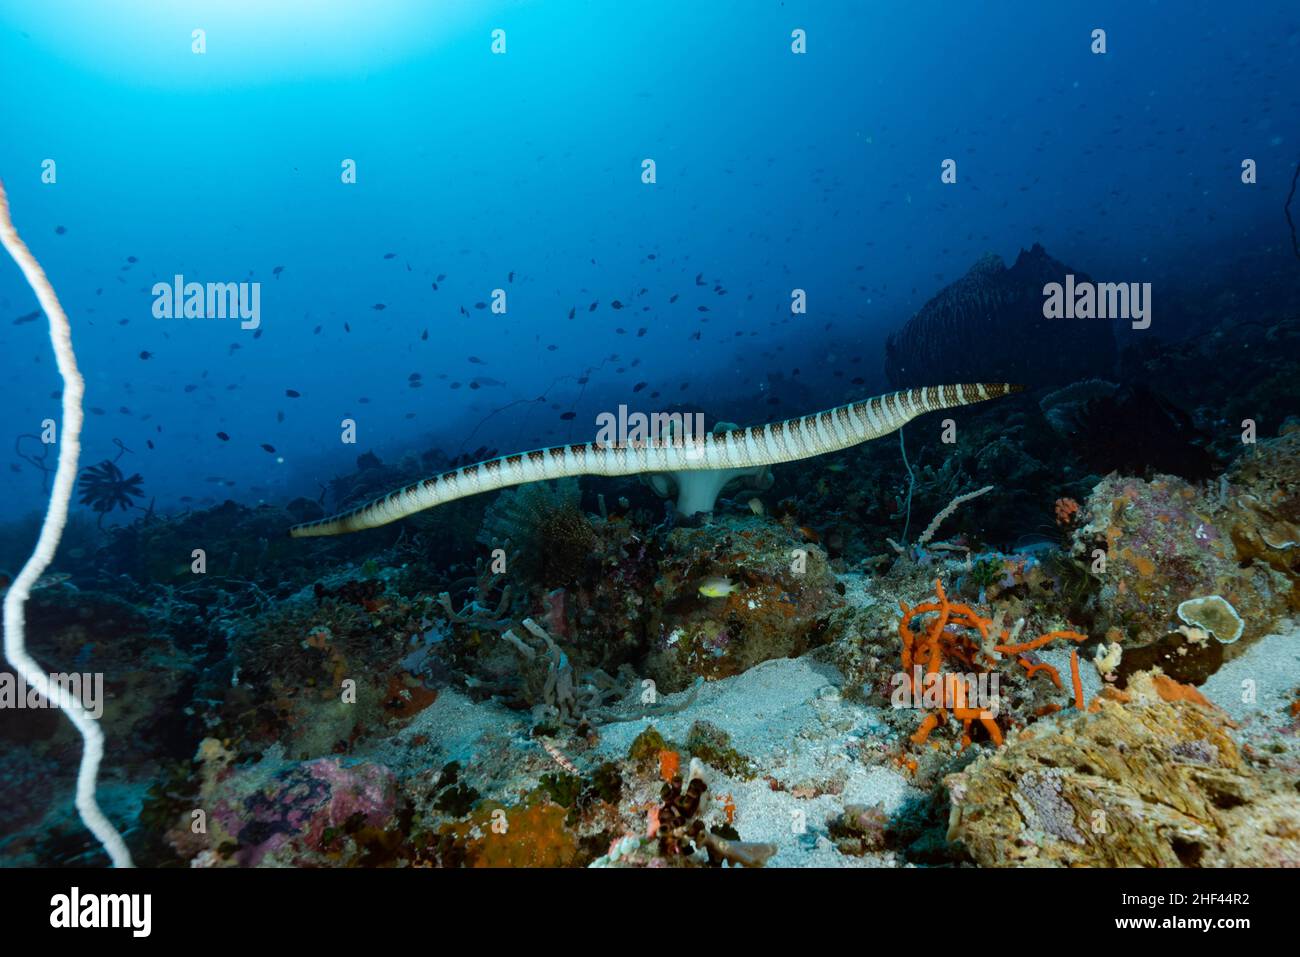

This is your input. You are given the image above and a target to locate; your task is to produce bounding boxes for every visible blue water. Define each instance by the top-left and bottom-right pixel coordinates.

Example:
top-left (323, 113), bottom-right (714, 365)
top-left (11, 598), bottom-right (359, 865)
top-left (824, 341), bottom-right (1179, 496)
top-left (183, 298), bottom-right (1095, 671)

top-left (0, 0), bottom-right (1296, 519)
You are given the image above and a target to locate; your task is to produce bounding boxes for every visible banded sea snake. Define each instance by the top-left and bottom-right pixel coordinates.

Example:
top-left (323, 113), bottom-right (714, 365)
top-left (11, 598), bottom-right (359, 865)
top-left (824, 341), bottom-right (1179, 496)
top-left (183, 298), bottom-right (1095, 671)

top-left (289, 382), bottom-right (1021, 538)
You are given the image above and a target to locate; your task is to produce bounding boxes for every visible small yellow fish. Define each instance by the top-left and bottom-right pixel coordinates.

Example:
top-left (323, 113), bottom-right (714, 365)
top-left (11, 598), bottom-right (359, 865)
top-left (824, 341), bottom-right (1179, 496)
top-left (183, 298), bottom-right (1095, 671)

top-left (747, 497), bottom-right (764, 515)
top-left (698, 576), bottom-right (738, 598)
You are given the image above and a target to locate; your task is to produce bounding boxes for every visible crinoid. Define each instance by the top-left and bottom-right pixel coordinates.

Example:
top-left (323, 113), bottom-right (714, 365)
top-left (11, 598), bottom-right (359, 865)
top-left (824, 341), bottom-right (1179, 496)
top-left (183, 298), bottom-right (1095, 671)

top-left (76, 459), bottom-right (144, 522)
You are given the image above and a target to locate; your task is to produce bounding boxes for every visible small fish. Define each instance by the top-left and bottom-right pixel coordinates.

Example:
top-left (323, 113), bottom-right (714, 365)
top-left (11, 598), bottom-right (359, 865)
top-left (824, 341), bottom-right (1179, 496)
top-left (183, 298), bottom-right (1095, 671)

top-left (138, 350), bottom-right (152, 360)
top-left (54, 225), bottom-right (67, 235)
top-left (216, 432), bottom-right (230, 441)
top-left (747, 497), bottom-right (765, 515)
top-left (612, 300), bottom-right (624, 310)
top-left (13, 311), bottom-right (39, 325)
top-left (276, 410), bottom-right (285, 422)
top-left (383, 252), bottom-right (396, 259)
top-left (637, 327), bottom-right (647, 337)
top-left (273, 265), bottom-right (284, 277)
top-left (126, 255), bottom-right (138, 263)
top-left (568, 307), bottom-right (575, 319)
top-left (421, 329), bottom-right (428, 340)
top-left (313, 325), bottom-right (322, 335)
top-left (560, 411), bottom-right (576, 420)
top-left (669, 294), bottom-right (679, 303)
top-left (698, 576), bottom-right (738, 598)
top-left (468, 356), bottom-right (485, 364)
top-left (285, 389), bottom-right (301, 398)
top-left (633, 381), bottom-right (647, 392)
top-left (373, 303), bottom-right (386, 311)
top-left (146, 440), bottom-right (154, 450)
top-left (260, 443), bottom-right (277, 453)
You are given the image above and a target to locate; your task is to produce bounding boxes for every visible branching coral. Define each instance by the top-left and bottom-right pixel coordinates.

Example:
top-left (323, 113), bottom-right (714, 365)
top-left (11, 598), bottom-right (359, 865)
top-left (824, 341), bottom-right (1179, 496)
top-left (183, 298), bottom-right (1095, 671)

top-left (889, 485), bottom-right (993, 562)
top-left (897, 579), bottom-right (1088, 749)
top-left (437, 552), bottom-right (515, 632)
top-left (499, 617), bottom-right (702, 729)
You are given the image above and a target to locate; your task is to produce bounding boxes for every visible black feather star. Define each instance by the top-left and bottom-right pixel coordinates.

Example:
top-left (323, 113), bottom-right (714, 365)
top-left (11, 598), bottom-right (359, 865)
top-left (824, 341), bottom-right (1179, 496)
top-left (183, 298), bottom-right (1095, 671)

top-left (77, 460), bottom-right (144, 517)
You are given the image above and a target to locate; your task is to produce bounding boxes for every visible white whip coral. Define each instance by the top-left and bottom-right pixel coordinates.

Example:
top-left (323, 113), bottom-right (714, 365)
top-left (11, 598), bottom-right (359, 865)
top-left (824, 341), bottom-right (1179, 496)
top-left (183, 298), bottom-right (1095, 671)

top-left (917, 485), bottom-right (995, 548)
top-left (0, 179), bottom-right (133, 867)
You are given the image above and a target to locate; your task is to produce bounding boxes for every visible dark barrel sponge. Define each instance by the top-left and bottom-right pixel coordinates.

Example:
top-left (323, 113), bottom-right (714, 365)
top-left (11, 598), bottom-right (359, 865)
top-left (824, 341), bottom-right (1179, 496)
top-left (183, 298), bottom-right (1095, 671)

top-left (884, 244), bottom-right (1117, 390)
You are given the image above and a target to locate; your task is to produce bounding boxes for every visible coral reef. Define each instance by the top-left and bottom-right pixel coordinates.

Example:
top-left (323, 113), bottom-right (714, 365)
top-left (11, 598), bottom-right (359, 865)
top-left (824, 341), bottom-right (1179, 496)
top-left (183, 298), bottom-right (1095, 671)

top-left (1069, 470), bottom-right (1292, 658)
top-left (945, 686), bottom-right (1300, 867)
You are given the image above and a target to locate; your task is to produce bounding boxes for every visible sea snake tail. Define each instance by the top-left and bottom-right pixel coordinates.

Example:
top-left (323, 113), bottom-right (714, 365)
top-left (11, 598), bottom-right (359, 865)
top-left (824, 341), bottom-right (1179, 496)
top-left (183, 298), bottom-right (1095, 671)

top-left (289, 382), bottom-right (1022, 538)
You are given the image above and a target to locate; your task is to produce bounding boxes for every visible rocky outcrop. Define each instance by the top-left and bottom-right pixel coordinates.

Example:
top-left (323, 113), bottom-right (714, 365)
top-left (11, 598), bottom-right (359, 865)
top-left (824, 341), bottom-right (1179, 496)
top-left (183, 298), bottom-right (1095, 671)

top-left (884, 244), bottom-right (1116, 389)
top-left (944, 691), bottom-right (1300, 867)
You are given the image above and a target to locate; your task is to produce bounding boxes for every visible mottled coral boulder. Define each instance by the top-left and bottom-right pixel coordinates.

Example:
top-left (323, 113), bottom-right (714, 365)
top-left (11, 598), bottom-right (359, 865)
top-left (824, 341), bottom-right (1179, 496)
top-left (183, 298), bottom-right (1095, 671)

top-left (944, 696), bottom-right (1300, 867)
top-left (1070, 473), bottom-right (1289, 650)
top-left (642, 518), bottom-right (843, 691)
top-left (179, 748), bottom-right (399, 867)
top-left (1222, 428), bottom-right (1300, 605)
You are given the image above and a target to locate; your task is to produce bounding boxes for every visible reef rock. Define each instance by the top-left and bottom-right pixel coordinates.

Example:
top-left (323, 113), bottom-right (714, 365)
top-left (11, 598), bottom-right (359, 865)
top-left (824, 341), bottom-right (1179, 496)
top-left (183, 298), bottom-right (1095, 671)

top-left (643, 518), bottom-right (843, 691)
top-left (178, 747), bottom-right (399, 867)
top-left (884, 243), bottom-right (1116, 390)
top-left (1070, 473), bottom-right (1289, 653)
top-left (944, 693), bottom-right (1300, 867)
top-left (1223, 427), bottom-right (1300, 605)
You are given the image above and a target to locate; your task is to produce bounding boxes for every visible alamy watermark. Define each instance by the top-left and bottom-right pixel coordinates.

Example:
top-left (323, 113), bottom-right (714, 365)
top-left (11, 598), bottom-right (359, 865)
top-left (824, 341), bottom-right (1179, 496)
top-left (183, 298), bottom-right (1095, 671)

top-left (152, 274), bottom-right (260, 330)
top-left (594, 405), bottom-right (707, 459)
top-left (890, 668), bottom-right (1000, 717)
top-left (1043, 274), bottom-right (1150, 330)
top-left (0, 671), bottom-right (103, 719)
